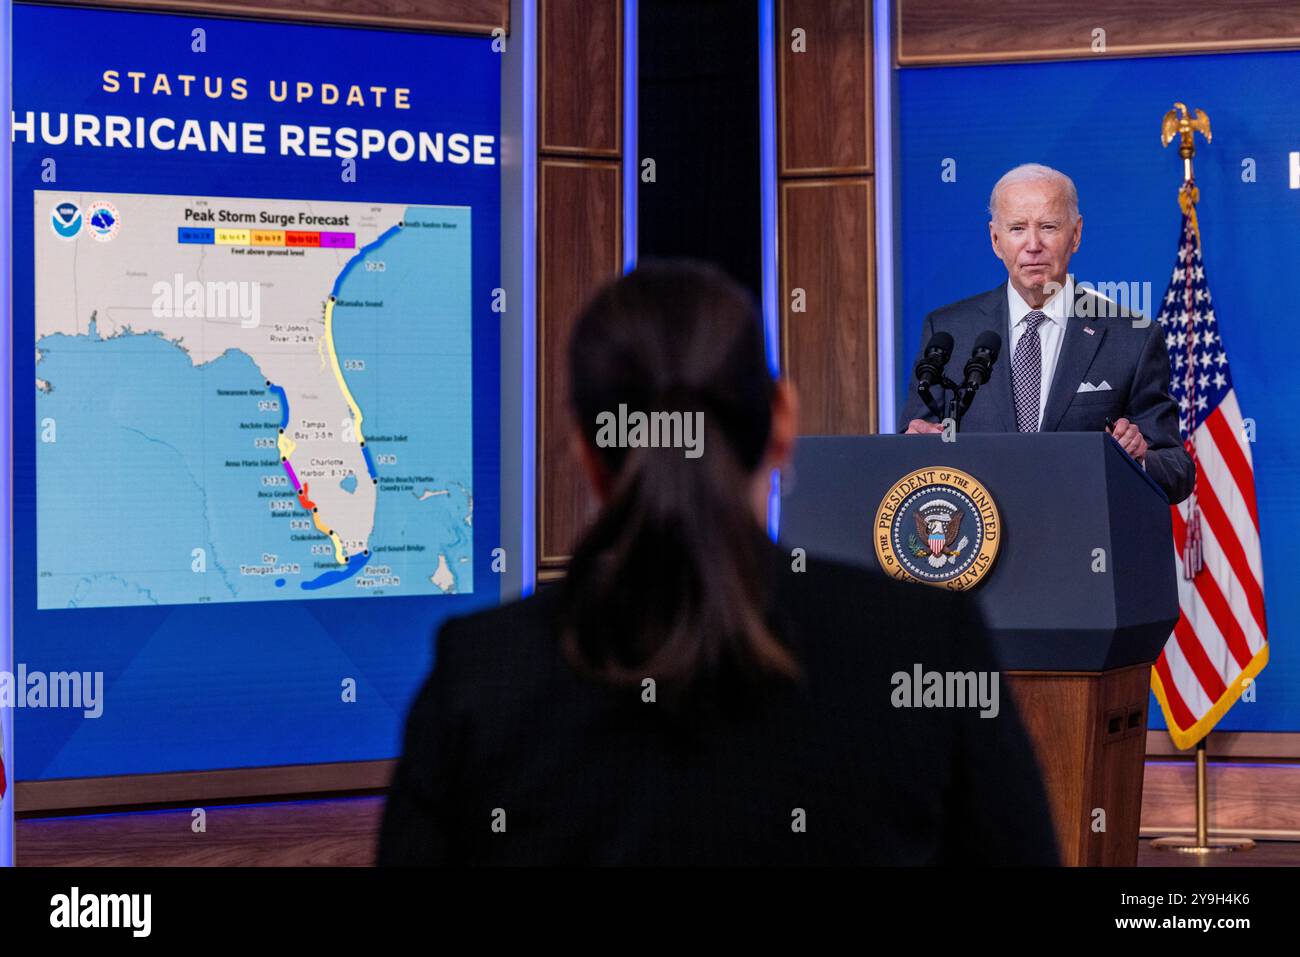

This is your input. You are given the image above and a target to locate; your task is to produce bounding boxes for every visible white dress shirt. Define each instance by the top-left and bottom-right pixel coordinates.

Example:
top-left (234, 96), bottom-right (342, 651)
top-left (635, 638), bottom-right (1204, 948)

top-left (1007, 275), bottom-right (1071, 431)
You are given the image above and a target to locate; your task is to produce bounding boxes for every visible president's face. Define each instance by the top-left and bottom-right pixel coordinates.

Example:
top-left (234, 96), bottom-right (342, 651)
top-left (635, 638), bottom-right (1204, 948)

top-left (988, 180), bottom-right (1082, 304)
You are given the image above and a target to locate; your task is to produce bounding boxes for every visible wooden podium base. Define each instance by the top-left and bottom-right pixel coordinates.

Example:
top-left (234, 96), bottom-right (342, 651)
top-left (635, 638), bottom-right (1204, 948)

top-left (1007, 665), bottom-right (1152, 866)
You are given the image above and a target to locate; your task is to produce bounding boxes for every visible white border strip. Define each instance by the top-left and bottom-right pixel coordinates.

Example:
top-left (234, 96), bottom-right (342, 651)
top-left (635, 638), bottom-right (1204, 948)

top-left (1, 0), bottom-right (15, 866)
top-left (623, 0), bottom-right (637, 272)
top-left (758, 0), bottom-right (780, 538)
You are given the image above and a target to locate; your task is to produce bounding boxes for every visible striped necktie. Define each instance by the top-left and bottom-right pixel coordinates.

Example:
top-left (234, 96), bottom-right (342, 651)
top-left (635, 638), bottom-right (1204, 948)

top-left (1012, 310), bottom-right (1048, 432)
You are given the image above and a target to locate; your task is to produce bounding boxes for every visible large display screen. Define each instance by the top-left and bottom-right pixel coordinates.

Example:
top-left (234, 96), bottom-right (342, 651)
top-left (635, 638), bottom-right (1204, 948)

top-left (11, 3), bottom-right (504, 778)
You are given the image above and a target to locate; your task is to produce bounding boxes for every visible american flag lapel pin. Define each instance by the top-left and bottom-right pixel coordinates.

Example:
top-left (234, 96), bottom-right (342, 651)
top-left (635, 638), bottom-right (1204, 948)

top-left (1083, 326), bottom-right (1096, 336)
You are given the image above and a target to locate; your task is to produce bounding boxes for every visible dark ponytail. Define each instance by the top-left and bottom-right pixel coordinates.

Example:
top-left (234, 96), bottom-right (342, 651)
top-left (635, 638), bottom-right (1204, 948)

top-left (560, 261), bottom-right (800, 693)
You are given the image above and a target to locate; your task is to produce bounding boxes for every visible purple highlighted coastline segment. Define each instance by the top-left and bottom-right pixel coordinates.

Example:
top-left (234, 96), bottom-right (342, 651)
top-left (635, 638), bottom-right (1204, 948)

top-left (319, 231), bottom-right (356, 249)
top-left (265, 381), bottom-right (300, 491)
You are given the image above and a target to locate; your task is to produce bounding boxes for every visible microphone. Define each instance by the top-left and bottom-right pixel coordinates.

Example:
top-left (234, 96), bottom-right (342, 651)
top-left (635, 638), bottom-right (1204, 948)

top-left (962, 331), bottom-right (1002, 391)
top-left (914, 331), bottom-right (954, 393)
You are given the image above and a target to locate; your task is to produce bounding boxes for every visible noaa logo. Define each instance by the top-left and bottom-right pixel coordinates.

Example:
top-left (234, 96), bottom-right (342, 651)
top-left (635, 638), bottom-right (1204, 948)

top-left (85, 201), bottom-right (121, 242)
top-left (50, 202), bottom-right (82, 240)
top-left (873, 467), bottom-right (1000, 590)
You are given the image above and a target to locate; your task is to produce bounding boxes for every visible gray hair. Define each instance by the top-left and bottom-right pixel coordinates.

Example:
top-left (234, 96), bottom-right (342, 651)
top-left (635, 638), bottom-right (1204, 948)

top-left (988, 163), bottom-right (1079, 223)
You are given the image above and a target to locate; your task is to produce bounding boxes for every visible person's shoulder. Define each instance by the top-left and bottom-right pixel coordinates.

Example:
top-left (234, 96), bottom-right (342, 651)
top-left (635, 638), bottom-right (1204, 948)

top-left (925, 283), bottom-right (1005, 328)
top-left (399, 589), bottom-right (567, 744)
top-left (433, 587), bottom-right (564, 676)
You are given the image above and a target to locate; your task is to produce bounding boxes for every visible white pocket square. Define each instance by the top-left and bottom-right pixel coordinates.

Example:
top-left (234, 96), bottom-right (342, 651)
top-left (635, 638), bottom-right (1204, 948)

top-left (1076, 380), bottom-right (1112, 393)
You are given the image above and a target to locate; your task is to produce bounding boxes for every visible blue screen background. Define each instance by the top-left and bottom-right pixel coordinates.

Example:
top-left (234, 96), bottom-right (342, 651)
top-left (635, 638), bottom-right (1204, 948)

top-left (897, 51), bottom-right (1300, 734)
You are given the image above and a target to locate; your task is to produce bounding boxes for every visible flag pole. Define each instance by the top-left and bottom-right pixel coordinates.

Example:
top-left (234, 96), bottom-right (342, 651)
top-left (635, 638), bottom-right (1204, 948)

top-left (1149, 103), bottom-right (1253, 854)
top-left (1151, 738), bottom-right (1255, 854)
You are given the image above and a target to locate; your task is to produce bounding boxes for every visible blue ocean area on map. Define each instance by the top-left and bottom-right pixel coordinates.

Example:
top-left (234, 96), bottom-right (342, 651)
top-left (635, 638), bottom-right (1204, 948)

top-left (332, 205), bottom-right (475, 595)
top-left (35, 323), bottom-right (286, 607)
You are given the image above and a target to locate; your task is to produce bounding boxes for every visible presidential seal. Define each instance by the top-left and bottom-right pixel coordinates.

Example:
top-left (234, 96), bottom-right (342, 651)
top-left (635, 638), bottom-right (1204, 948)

top-left (873, 467), bottom-right (1000, 590)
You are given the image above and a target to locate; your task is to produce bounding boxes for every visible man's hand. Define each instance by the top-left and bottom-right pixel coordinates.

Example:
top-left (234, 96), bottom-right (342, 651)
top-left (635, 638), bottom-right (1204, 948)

top-left (1110, 417), bottom-right (1148, 463)
top-left (904, 418), bottom-right (944, 435)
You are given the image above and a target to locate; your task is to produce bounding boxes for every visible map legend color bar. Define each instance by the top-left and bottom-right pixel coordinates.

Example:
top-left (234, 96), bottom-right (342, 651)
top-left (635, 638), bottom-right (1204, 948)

top-left (178, 227), bottom-right (355, 249)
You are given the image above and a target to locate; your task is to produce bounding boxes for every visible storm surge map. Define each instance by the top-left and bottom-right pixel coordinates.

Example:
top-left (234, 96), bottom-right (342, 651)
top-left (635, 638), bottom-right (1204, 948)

top-left (34, 190), bottom-right (474, 609)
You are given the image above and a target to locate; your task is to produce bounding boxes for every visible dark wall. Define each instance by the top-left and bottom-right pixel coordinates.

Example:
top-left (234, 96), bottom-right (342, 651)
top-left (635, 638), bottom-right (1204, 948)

top-left (637, 0), bottom-right (761, 299)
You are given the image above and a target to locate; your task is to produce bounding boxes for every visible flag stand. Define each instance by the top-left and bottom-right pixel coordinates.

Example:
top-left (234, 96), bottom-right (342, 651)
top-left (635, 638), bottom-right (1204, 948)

top-left (1151, 737), bottom-right (1255, 854)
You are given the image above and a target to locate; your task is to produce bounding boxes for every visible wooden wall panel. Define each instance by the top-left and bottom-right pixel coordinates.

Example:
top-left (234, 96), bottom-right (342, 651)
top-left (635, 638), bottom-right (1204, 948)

top-left (539, 160), bottom-right (621, 568)
top-left (536, 0), bottom-right (625, 576)
top-left (22, 764), bottom-right (1300, 866)
top-left (67, 0), bottom-right (507, 34)
top-left (780, 179), bottom-right (876, 435)
top-left (18, 796), bottom-right (385, 866)
top-left (541, 0), bottom-right (622, 156)
top-left (779, 0), bottom-right (873, 176)
top-left (898, 0), bottom-right (1300, 65)
top-left (1142, 760), bottom-right (1300, 840)
top-left (1147, 730), bottom-right (1300, 759)
top-left (775, 0), bottom-right (876, 438)
top-left (17, 760), bottom-right (393, 813)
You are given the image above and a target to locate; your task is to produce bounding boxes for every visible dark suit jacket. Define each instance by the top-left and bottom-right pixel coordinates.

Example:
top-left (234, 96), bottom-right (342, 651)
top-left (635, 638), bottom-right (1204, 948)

top-left (899, 280), bottom-right (1195, 504)
top-left (377, 544), bottom-right (1059, 866)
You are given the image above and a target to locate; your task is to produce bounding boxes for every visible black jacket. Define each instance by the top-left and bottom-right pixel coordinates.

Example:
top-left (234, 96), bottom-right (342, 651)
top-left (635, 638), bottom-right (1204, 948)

top-left (377, 546), bottom-right (1059, 865)
top-left (900, 280), bottom-right (1195, 504)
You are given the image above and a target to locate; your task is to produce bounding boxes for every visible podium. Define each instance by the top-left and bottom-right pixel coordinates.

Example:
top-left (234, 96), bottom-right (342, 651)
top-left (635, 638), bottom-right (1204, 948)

top-left (781, 433), bottom-right (1178, 866)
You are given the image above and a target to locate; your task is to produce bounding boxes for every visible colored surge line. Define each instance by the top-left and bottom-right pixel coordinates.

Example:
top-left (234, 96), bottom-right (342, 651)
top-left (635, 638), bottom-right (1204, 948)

top-left (267, 378), bottom-right (346, 565)
top-left (267, 383), bottom-right (291, 429)
top-left (325, 222), bottom-right (400, 485)
top-left (301, 552), bottom-right (370, 591)
top-left (257, 222), bottom-right (401, 589)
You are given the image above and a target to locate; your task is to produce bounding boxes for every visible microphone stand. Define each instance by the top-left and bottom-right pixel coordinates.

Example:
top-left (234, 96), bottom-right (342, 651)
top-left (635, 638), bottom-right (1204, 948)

top-left (918, 376), bottom-right (965, 432)
top-left (942, 376), bottom-right (961, 430)
top-left (954, 377), bottom-right (984, 429)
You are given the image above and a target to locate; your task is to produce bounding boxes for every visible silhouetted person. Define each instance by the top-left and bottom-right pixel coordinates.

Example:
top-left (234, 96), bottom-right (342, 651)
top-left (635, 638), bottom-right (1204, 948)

top-left (378, 261), bottom-right (1059, 865)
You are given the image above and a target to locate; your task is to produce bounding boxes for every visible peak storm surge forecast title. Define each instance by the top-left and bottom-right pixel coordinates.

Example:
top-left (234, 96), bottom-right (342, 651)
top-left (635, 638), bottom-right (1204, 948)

top-left (10, 3), bottom-right (502, 780)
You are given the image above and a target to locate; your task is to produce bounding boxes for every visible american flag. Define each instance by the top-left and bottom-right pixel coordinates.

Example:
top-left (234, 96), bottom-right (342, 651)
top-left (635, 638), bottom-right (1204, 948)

top-left (1151, 208), bottom-right (1269, 749)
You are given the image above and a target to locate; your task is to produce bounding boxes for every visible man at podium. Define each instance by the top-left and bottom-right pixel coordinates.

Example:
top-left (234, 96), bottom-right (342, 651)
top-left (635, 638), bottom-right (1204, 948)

top-left (899, 163), bottom-right (1194, 505)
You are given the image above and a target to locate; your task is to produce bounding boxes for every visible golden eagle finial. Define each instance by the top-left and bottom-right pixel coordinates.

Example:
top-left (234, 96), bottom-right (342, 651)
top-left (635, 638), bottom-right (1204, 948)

top-left (1161, 102), bottom-right (1211, 159)
top-left (1160, 103), bottom-right (1212, 240)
